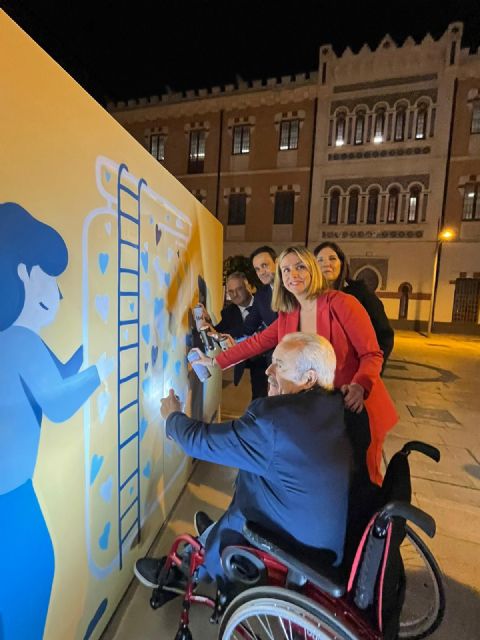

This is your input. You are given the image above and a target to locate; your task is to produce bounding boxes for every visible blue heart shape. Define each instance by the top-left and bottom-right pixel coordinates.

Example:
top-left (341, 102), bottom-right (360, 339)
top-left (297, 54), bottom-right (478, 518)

top-left (129, 302), bottom-right (135, 313)
top-left (141, 251), bottom-right (148, 274)
top-left (129, 485), bottom-right (134, 495)
top-left (90, 454), bottom-right (104, 485)
top-left (151, 345), bottom-right (158, 366)
top-left (142, 281), bottom-right (151, 302)
top-left (98, 253), bottom-right (109, 274)
top-left (95, 295), bottom-right (109, 323)
top-left (143, 461), bottom-right (151, 478)
top-left (175, 360), bottom-right (182, 377)
top-left (141, 324), bottom-right (150, 345)
top-left (100, 475), bottom-right (113, 502)
top-left (123, 328), bottom-right (129, 341)
top-left (164, 272), bottom-right (171, 287)
top-left (144, 361), bottom-right (149, 372)
top-left (154, 297), bottom-right (164, 316)
top-left (142, 377), bottom-right (151, 395)
top-left (172, 335), bottom-right (177, 349)
top-left (162, 350), bottom-right (168, 368)
top-left (167, 248), bottom-right (174, 262)
top-left (140, 417), bottom-right (148, 440)
top-left (99, 522), bottom-right (111, 550)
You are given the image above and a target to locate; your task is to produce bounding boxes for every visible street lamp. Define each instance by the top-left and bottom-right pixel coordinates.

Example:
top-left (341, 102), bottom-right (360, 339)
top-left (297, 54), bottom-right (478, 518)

top-left (426, 227), bottom-right (456, 336)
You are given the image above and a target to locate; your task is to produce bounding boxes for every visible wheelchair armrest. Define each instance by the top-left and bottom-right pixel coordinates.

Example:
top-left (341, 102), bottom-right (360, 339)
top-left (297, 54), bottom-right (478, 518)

top-left (376, 501), bottom-right (436, 538)
top-left (401, 440), bottom-right (440, 462)
top-left (243, 521), bottom-right (346, 598)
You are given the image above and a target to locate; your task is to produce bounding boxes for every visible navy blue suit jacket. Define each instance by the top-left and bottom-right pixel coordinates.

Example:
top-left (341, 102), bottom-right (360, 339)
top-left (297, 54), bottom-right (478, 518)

top-left (244, 285), bottom-right (277, 335)
top-left (166, 388), bottom-right (352, 580)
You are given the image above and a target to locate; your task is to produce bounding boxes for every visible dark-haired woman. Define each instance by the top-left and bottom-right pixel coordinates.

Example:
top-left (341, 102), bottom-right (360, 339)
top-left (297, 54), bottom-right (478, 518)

top-left (193, 246), bottom-right (397, 487)
top-left (0, 202), bottom-right (113, 639)
top-left (314, 241), bottom-right (394, 366)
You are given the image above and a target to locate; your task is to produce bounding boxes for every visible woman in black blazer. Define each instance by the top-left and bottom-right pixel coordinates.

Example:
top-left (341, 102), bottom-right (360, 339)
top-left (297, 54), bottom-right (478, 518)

top-left (314, 241), bottom-right (394, 366)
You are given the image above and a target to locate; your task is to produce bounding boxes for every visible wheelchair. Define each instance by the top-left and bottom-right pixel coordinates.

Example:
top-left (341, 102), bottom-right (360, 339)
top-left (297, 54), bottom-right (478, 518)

top-left (148, 441), bottom-right (445, 640)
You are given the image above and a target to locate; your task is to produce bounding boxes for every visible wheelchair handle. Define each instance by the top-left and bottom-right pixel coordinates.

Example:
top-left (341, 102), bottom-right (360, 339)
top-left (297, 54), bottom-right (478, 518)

top-left (375, 500), bottom-right (436, 538)
top-left (401, 440), bottom-right (440, 462)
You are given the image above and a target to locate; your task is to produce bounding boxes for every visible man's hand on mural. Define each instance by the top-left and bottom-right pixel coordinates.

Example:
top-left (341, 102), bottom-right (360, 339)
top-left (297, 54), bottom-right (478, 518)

top-left (161, 388), bottom-right (182, 420)
top-left (96, 353), bottom-right (114, 382)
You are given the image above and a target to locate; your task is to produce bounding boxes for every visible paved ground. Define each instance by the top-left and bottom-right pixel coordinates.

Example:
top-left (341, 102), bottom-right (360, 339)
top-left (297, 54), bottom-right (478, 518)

top-left (103, 331), bottom-right (480, 640)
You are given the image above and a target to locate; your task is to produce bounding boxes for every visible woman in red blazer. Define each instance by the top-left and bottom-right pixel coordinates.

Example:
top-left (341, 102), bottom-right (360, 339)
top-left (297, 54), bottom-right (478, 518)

top-left (199, 246), bottom-right (397, 484)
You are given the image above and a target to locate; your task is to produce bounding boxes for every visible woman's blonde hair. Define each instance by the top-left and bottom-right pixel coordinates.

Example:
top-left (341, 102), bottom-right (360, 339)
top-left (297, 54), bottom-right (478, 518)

top-left (271, 246), bottom-right (329, 312)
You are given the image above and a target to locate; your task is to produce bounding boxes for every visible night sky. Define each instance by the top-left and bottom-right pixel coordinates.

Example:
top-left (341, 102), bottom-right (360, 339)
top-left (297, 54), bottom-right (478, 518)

top-left (2, 0), bottom-right (480, 105)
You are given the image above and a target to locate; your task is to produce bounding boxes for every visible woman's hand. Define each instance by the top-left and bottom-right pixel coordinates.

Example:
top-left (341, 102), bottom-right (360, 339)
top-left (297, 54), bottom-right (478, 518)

top-left (209, 332), bottom-right (235, 350)
top-left (189, 348), bottom-right (215, 368)
top-left (341, 383), bottom-right (365, 413)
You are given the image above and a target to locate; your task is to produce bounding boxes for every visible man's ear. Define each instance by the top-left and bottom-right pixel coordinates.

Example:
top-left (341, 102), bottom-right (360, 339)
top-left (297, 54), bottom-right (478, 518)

top-left (304, 369), bottom-right (317, 388)
top-left (17, 263), bottom-right (29, 283)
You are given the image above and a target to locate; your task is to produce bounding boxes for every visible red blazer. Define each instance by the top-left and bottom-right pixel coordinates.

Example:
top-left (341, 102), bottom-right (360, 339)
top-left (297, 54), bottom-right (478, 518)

top-left (216, 290), bottom-right (398, 437)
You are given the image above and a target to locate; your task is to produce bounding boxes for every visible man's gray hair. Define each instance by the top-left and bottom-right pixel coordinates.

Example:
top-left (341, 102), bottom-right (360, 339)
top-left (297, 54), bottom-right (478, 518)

top-left (280, 332), bottom-right (336, 390)
top-left (226, 271), bottom-right (249, 284)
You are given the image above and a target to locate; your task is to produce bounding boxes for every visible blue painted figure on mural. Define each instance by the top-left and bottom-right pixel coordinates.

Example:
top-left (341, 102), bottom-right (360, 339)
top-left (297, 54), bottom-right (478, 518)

top-left (0, 203), bottom-right (113, 640)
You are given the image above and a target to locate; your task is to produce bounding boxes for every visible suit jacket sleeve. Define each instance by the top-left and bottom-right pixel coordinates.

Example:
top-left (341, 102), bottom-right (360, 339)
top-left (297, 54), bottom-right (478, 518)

top-left (243, 297), bottom-right (263, 335)
top-left (215, 319), bottom-right (279, 369)
top-left (166, 406), bottom-right (274, 473)
top-left (355, 286), bottom-right (394, 362)
top-left (330, 294), bottom-right (383, 395)
top-left (215, 306), bottom-right (245, 339)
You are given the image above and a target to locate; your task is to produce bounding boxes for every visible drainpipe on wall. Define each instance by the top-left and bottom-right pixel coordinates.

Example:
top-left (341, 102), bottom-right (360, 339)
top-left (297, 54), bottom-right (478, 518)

top-left (305, 97), bottom-right (318, 247)
top-left (215, 109), bottom-right (224, 218)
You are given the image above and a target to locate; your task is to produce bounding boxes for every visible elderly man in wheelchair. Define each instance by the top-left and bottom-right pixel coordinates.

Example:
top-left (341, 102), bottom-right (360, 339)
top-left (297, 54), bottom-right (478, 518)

top-left (134, 332), bottom-right (443, 640)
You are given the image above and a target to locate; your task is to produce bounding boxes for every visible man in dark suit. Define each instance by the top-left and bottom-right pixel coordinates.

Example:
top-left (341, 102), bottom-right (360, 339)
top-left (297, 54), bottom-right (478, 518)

top-left (215, 271), bottom-right (268, 399)
top-left (134, 332), bottom-right (352, 586)
top-left (244, 246), bottom-right (278, 335)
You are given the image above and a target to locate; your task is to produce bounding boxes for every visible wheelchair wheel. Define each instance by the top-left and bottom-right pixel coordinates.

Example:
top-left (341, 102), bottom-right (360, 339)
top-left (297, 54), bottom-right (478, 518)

top-left (398, 525), bottom-right (445, 639)
top-left (218, 586), bottom-right (359, 639)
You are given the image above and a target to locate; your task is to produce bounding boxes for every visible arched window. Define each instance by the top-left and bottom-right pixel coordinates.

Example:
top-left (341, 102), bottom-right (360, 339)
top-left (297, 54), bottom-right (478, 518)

top-left (394, 106), bottom-right (406, 141)
top-left (355, 267), bottom-right (380, 292)
top-left (347, 188), bottom-right (359, 224)
top-left (367, 188), bottom-right (379, 224)
top-left (408, 186), bottom-right (421, 222)
top-left (387, 187), bottom-right (400, 223)
top-left (354, 111), bottom-right (365, 145)
top-left (463, 182), bottom-right (480, 220)
top-left (415, 103), bottom-right (428, 139)
top-left (329, 189), bottom-right (340, 224)
top-left (398, 283), bottom-right (412, 319)
top-left (374, 108), bottom-right (385, 143)
top-left (335, 113), bottom-right (346, 146)
top-left (471, 101), bottom-right (480, 134)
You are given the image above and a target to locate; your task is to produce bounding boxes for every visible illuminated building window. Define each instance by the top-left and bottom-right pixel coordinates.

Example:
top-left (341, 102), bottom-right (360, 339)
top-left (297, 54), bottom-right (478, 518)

top-left (415, 104), bottom-right (428, 139)
top-left (463, 183), bottom-right (480, 220)
top-left (335, 113), bottom-right (346, 146)
top-left (279, 119), bottom-right (299, 150)
top-left (228, 193), bottom-right (247, 225)
top-left (471, 101), bottom-right (480, 134)
top-left (188, 130), bottom-right (206, 173)
top-left (274, 191), bottom-right (295, 224)
top-left (367, 188), bottom-right (379, 224)
top-left (394, 108), bottom-right (406, 141)
top-left (232, 125), bottom-right (250, 154)
top-left (407, 186), bottom-right (421, 222)
top-left (149, 134), bottom-right (166, 161)
top-left (373, 109), bottom-right (385, 143)
top-left (328, 189), bottom-right (340, 224)
top-left (347, 188), bottom-right (359, 224)
top-left (354, 112), bottom-right (365, 145)
top-left (387, 187), bottom-right (399, 223)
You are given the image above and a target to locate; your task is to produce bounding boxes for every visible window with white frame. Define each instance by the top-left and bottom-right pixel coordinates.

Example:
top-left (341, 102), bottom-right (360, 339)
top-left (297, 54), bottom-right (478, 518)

top-left (367, 188), bottom-right (379, 224)
top-left (347, 188), bottom-right (359, 224)
top-left (228, 193), bottom-right (247, 225)
top-left (354, 112), bottom-right (365, 145)
top-left (274, 191), bottom-right (295, 224)
top-left (150, 134), bottom-right (166, 161)
top-left (232, 125), bottom-right (250, 155)
top-left (394, 107), bottom-right (406, 141)
top-left (373, 109), bottom-right (385, 143)
top-left (387, 187), bottom-right (399, 223)
top-left (462, 183), bottom-right (480, 220)
top-left (415, 104), bottom-right (428, 140)
top-left (471, 101), bottom-right (480, 134)
top-left (279, 119), bottom-right (299, 150)
top-left (188, 130), bottom-right (206, 173)
top-left (328, 189), bottom-right (340, 224)
top-left (335, 113), bottom-right (346, 146)
top-left (407, 186), bottom-right (421, 222)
